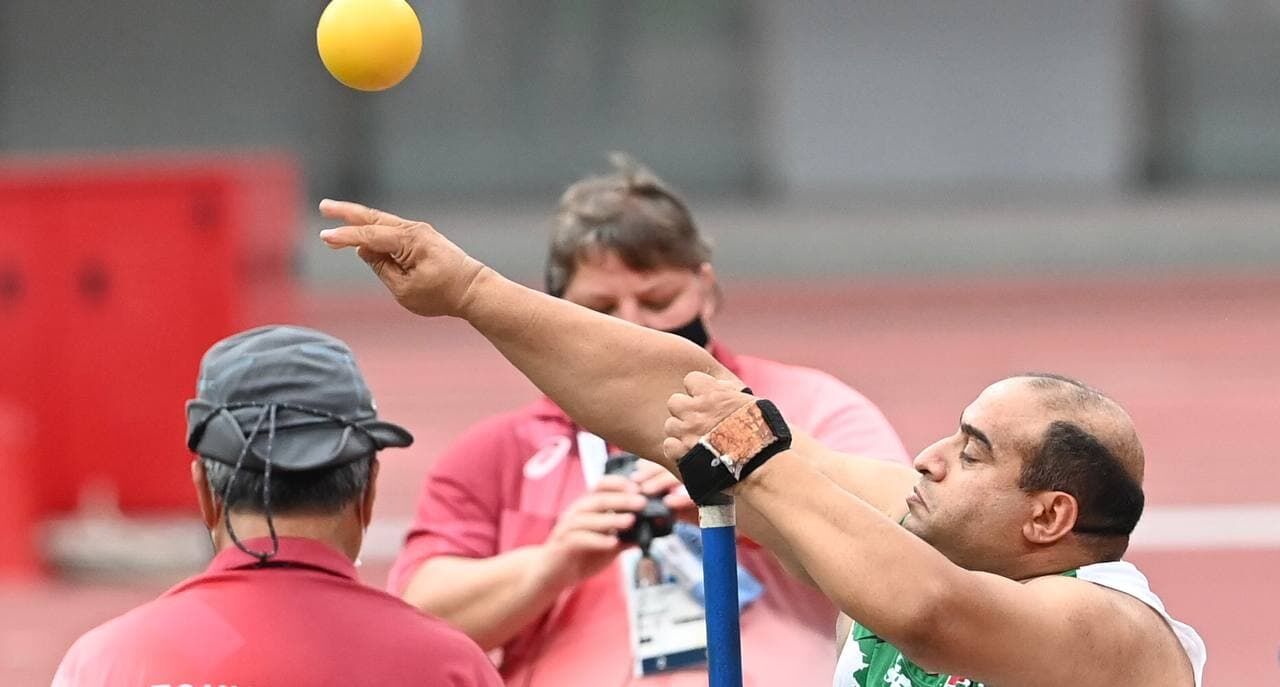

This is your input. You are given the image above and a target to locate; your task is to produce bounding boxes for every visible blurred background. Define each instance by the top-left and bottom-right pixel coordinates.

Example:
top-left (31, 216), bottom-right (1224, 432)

top-left (1, 1), bottom-right (1277, 684)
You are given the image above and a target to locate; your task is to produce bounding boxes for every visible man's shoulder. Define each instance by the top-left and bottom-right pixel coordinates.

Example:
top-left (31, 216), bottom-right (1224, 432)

top-left (1025, 562), bottom-right (1163, 615)
top-left (1024, 567), bottom-right (1196, 660)
top-left (57, 586), bottom-right (498, 685)
top-left (347, 588), bottom-right (498, 666)
top-left (960, 566), bottom-right (1201, 687)
top-left (1023, 566), bottom-right (1150, 613)
top-left (54, 595), bottom-right (179, 679)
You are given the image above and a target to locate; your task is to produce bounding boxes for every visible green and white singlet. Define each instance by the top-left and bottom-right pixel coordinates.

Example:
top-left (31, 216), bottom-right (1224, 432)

top-left (831, 560), bottom-right (1206, 687)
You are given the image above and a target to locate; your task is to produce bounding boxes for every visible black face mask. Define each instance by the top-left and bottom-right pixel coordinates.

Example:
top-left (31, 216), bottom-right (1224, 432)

top-left (664, 315), bottom-right (710, 348)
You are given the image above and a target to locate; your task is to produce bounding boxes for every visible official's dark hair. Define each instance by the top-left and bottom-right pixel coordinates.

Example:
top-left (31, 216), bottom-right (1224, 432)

top-left (202, 455), bottom-right (373, 515)
top-left (545, 153), bottom-right (712, 297)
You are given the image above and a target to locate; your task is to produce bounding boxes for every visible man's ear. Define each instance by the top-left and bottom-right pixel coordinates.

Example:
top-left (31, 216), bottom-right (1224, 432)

top-left (359, 459), bottom-right (380, 529)
top-left (1022, 491), bottom-right (1078, 545)
top-left (191, 459), bottom-right (220, 530)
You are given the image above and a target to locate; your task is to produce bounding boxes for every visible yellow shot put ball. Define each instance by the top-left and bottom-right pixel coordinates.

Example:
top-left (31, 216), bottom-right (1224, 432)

top-left (317, 0), bottom-right (422, 92)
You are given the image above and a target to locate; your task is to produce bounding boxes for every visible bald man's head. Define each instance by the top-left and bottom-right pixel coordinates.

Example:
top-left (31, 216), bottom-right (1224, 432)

top-left (1014, 373), bottom-right (1146, 559)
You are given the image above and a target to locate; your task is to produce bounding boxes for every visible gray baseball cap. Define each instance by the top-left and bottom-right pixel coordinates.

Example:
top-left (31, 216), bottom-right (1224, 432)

top-left (185, 325), bottom-right (413, 472)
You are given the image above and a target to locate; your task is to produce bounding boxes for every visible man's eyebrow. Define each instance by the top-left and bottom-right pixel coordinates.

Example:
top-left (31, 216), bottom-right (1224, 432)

top-left (961, 422), bottom-right (993, 452)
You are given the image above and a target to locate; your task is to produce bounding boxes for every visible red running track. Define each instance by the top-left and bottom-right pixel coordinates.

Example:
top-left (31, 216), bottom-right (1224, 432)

top-left (2, 273), bottom-right (1276, 685)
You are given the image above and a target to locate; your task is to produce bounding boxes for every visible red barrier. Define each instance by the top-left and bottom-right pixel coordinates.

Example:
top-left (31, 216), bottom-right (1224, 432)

top-left (0, 402), bottom-right (41, 580)
top-left (0, 153), bottom-right (301, 533)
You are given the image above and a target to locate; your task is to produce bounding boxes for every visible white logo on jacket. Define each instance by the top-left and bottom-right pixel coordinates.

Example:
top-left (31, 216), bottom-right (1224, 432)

top-left (523, 436), bottom-right (572, 480)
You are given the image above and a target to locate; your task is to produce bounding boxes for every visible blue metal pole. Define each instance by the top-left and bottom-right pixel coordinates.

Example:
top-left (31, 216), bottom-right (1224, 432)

top-left (699, 493), bottom-right (742, 687)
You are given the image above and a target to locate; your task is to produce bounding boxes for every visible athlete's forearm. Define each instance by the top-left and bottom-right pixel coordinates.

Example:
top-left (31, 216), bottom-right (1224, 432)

top-left (401, 548), bottom-right (567, 651)
top-left (730, 432), bottom-right (917, 584)
top-left (457, 267), bottom-right (736, 461)
top-left (727, 429), bottom-right (916, 578)
top-left (730, 498), bottom-right (818, 586)
top-left (789, 432), bottom-right (919, 517)
top-left (735, 449), bottom-right (960, 652)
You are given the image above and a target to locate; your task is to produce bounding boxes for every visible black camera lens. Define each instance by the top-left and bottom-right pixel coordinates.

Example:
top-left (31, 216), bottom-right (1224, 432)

top-left (604, 453), bottom-right (675, 553)
top-left (619, 497), bottom-right (674, 545)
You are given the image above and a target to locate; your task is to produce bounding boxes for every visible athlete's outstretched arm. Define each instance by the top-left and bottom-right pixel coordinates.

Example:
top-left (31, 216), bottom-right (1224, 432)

top-left (319, 199), bottom-right (734, 460)
top-left (320, 200), bottom-right (915, 587)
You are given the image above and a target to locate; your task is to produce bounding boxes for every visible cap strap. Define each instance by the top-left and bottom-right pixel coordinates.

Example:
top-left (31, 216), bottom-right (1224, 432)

top-left (259, 403), bottom-right (280, 561)
top-left (222, 404), bottom-right (280, 564)
top-left (195, 400), bottom-right (385, 564)
top-left (192, 401), bottom-right (384, 452)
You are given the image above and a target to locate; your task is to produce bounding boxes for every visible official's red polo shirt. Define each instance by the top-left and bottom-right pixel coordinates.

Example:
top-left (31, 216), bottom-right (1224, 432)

top-left (53, 536), bottom-right (502, 687)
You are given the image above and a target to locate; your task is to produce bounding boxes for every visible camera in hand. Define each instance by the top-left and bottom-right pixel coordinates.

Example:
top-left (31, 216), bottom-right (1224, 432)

top-left (604, 452), bottom-right (674, 555)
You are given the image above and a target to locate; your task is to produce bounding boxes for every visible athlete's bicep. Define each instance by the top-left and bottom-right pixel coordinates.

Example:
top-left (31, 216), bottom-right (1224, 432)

top-left (910, 572), bottom-right (1183, 687)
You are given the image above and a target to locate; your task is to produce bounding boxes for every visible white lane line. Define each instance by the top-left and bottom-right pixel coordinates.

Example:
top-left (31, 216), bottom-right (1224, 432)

top-left (1128, 504), bottom-right (1280, 551)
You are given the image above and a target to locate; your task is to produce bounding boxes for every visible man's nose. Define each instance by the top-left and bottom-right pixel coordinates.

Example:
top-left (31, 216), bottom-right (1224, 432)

top-left (912, 441), bottom-right (947, 480)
